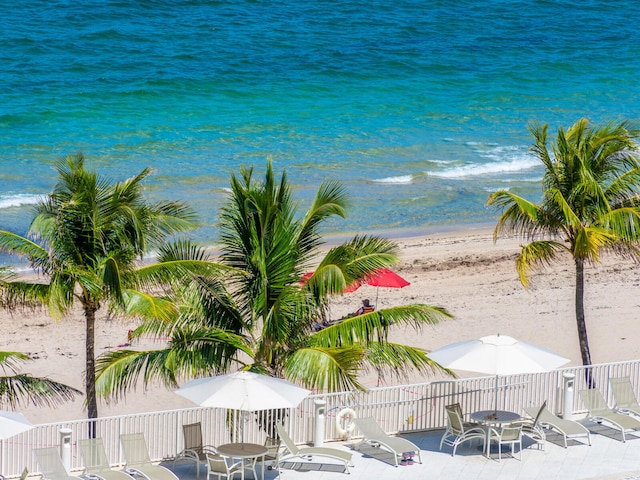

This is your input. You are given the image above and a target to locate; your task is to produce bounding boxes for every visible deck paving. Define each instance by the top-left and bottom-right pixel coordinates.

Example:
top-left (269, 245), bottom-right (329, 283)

top-left (166, 421), bottom-right (640, 480)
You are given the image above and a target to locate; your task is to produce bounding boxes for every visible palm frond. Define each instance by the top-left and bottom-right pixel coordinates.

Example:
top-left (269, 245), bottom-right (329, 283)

top-left (0, 231), bottom-right (49, 271)
top-left (96, 328), bottom-right (251, 401)
top-left (121, 290), bottom-right (179, 322)
top-left (284, 346), bottom-right (365, 392)
top-left (311, 305), bottom-right (452, 347)
top-left (364, 342), bottom-right (452, 383)
top-left (516, 241), bottom-right (567, 288)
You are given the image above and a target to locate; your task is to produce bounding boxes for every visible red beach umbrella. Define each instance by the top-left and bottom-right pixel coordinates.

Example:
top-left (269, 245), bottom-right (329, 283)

top-left (365, 268), bottom-right (410, 288)
top-left (362, 268), bottom-right (410, 306)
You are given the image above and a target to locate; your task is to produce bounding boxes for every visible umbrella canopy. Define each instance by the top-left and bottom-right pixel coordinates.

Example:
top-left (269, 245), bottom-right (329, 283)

top-left (428, 334), bottom-right (570, 411)
top-left (0, 411), bottom-right (32, 440)
top-left (364, 268), bottom-right (410, 288)
top-left (428, 334), bottom-right (570, 376)
top-left (176, 371), bottom-right (311, 412)
top-left (300, 268), bottom-right (409, 297)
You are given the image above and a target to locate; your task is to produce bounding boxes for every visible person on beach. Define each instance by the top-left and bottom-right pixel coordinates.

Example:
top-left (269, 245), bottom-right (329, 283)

top-left (352, 298), bottom-right (375, 316)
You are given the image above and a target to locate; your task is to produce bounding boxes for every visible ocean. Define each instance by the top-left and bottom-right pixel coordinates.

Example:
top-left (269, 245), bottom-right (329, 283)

top-left (2, 0), bottom-right (640, 250)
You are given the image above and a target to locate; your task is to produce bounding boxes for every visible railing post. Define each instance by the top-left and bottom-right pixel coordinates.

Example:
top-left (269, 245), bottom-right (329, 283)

top-left (59, 428), bottom-right (73, 473)
top-left (563, 372), bottom-right (575, 419)
top-left (313, 399), bottom-right (326, 447)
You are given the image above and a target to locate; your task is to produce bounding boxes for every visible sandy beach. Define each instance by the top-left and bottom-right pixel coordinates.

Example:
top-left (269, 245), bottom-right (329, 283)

top-left (3, 225), bottom-right (640, 425)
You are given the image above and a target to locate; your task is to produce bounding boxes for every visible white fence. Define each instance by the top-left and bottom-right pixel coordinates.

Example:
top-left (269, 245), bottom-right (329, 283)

top-left (2, 359), bottom-right (640, 478)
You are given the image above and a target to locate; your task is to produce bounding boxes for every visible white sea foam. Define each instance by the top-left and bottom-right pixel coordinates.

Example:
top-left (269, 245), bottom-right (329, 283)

top-left (371, 175), bottom-right (413, 184)
top-left (428, 157), bottom-right (538, 179)
top-left (0, 194), bottom-right (42, 209)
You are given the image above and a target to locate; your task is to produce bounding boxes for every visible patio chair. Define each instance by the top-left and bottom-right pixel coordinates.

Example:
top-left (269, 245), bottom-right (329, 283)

top-left (120, 433), bottom-right (179, 480)
top-left (173, 422), bottom-right (217, 478)
top-left (488, 425), bottom-right (523, 462)
top-left (514, 401), bottom-right (546, 450)
top-left (440, 404), bottom-right (486, 456)
top-left (205, 454), bottom-right (242, 480)
top-left (275, 424), bottom-right (353, 474)
top-left (352, 416), bottom-right (422, 467)
top-left (263, 436), bottom-right (282, 471)
top-left (579, 388), bottom-right (640, 442)
top-left (33, 447), bottom-right (77, 480)
top-left (524, 404), bottom-right (591, 448)
top-left (610, 377), bottom-right (640, 417)
top-left (78, 438), bottom-right (133, 480)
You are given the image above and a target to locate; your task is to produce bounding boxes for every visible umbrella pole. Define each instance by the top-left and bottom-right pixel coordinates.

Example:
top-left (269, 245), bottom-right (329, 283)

top-left (494, 374), bottom-right (499, 413)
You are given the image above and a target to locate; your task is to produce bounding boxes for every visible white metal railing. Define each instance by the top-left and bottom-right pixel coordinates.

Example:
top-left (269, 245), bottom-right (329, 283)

top-left (2, 359), bottom-right (639, 478)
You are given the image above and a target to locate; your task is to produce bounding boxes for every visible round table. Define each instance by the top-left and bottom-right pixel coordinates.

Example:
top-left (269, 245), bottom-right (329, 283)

top-left (216, 443), bottom-right (269, 480)
top-left (470, 410), bottom-right (521, 458)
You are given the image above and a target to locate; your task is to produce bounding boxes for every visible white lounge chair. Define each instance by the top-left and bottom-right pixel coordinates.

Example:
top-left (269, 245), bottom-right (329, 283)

top-left (275, 424), bottom-right (353, 474)
top-left (580, 388), bottom-right (640, 442)
top-left (33, 447), bottom-right (77, 480)
top-left (524, 404), bottom-right (591, 448)
top-left (353, 416), bottom-right (422, 467)
top-left (78, 438), bottom-right (133, 480)
top-left (610, 377), bottom-right (640, 417)
top-left (120, 433), bottom-right (179, 480)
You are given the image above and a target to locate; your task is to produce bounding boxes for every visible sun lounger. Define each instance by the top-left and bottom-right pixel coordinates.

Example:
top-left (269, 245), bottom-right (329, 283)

top-left (33, 447), bottom-right (77, 480)
top-left (78, 438), bottom-right (133, 480)
top-left (275, 424), bottom-right (353, 474)
top-left (353, 417), bottom-right (422, 467)
top-left (120, 433), bottom-right (179, 480)
top-left (524, 404), bottom-right (591, 448)
top-left (579, 388), bottom-right (640, 442)
top-left (610, 377), bottom-right (640, 417)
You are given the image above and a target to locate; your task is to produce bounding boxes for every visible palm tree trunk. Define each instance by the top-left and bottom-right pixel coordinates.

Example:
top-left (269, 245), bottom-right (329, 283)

top-left (575, 257), bottom-right (595, 388)
top-left (84, 302), bottom-right (99, 437)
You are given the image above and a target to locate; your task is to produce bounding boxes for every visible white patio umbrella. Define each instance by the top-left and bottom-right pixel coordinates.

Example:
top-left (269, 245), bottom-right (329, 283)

top-left (428, 334), bottom-right (570, 410)
top-left (0, 411), bottom-right (33, 479)
top-left (176, 371), bottom-right (311, 442)
top-left (0, 410), bottom-right (32, 440)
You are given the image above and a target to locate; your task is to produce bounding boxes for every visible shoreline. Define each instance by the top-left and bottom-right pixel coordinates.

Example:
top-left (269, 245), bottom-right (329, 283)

top-left (3, 225), bottom-right (640, 424)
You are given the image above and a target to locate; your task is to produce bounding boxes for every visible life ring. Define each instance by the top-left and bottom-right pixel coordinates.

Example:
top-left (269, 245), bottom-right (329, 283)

top-left (335, 408), bottom-right (356, 438)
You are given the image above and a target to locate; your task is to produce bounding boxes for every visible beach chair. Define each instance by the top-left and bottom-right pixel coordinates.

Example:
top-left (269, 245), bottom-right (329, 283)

top-left (120, 433), bottom-right (179, 480)
top-left (352, 416), bottom-right (422, 467)
top-left (488, 424), bottom-right (523, 462)
top-left (440, 404), bottom-right (486, 456)
top-left (263, 436), bottom-right (282, 471)
top-left (579, 388), bottom-right (640, 442)
top-left (275, 424), bottom-right (353, 474)
top-left (173, 422), bottom-right (217, 478)
top-left (33, 447), bottom-right (77, 480)
top-left (78, 438), bottom-right (133, 480)
top-left (524, 404), bottom-right (591, 448)
top-left (204, 454), bottom-right (242, 480)
top-left (514, 401), bottom-right (546, 450)
top-left (610, 377), bottom-right (640, 417)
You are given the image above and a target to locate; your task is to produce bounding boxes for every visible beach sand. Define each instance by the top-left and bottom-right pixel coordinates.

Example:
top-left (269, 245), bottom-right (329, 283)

top-left (3, 226), bottom-right (640, 424)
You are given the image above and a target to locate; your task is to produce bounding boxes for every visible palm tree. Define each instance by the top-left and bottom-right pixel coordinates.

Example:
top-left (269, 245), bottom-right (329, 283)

top-left (0, 350), bottom-right (81, 408)
top-left (487, 119), bottom-right (640, 385)
top-left (0, 154), bottom-right (198, 427)
top-left (96, 161), bottom-right (452, 398)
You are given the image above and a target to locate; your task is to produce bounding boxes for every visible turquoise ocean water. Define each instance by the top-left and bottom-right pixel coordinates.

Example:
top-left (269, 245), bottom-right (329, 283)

top-left (2, 0), bottom-right (640, 251)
